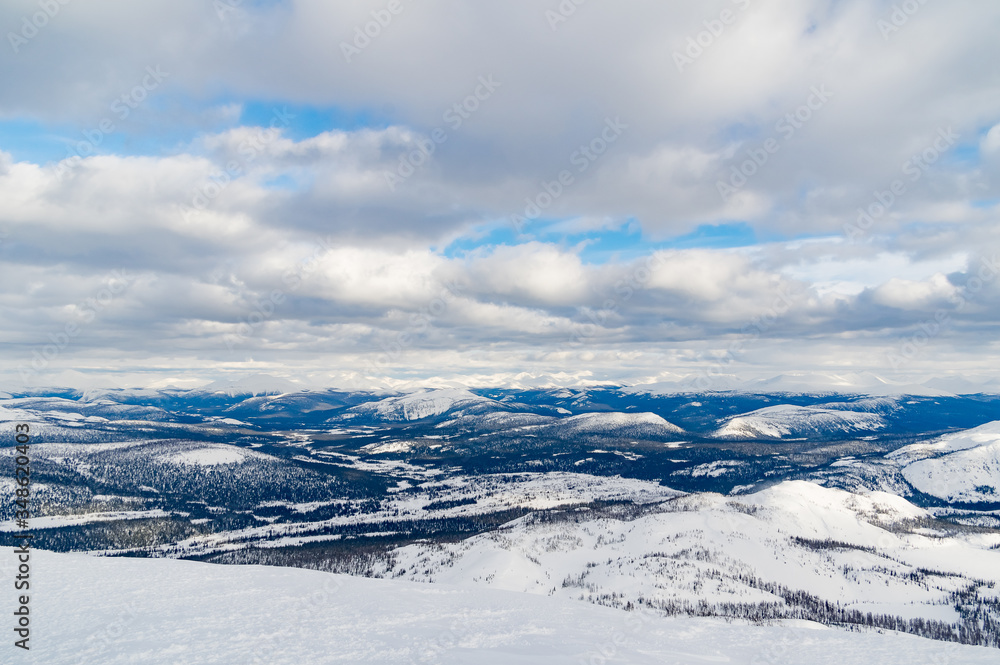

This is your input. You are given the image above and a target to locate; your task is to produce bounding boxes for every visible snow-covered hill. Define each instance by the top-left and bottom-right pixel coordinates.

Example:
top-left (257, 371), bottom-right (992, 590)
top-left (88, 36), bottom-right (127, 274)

top-left (4, 396), bottom-right (169, 420)
top-left (556, 411), bottom-right (684, 436)
top-left (384, 480), bottom-right (1000, 636)
top-left (713, 404), bottom-right (886, 439)
top-left (436, 410), bottom-right (557, 431)
top-left (338, 388), bottom-right (496, 421)
top-left (0, 403), bottom-right (130, 442)
top-left (891, 421), bottom-right (1000, 503)
top-left (4, 547), bottom-right (995, 664)
top-left (436, 410), bottom-right (685, 440)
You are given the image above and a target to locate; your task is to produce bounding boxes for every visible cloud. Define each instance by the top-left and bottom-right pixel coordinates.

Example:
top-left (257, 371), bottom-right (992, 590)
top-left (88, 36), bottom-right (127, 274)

top-left (869, 273), bottom-right (956, 310)
top-left (1, 0), bottom-right (999, 387)
top-left (983, 124), bottom-right (1000, 154)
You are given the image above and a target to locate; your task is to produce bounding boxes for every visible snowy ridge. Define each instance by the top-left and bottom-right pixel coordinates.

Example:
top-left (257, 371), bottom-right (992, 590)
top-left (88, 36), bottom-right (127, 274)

top-left (0, 404), bottom-right (123, 442)
top-left (892, 421), bottom-right (1000, 503)
top-left (817, 396), bottom-right (902, 414)
top-left (892, 421), bottom-right (1000, 461)
top-left (5, 396), bottom-right (169, 420)
top-left (437, 410), bottom-right (556, 431)
top-left (713, 404), bottom-right (886, 439)
top-left (559, 411), bottom-right (684, 434)
top-left (340, 388), bottom-right (494, 421)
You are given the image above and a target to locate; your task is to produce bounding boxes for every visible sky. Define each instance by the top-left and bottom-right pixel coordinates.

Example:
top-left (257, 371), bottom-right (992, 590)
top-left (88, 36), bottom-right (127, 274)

top-left (1, 0), bottom-right (999, 391)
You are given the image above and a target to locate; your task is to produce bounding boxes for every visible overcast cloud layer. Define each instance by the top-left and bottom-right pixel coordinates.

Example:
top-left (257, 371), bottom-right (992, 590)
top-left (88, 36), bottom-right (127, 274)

top-left (1, 0), bottom-right (999, 390)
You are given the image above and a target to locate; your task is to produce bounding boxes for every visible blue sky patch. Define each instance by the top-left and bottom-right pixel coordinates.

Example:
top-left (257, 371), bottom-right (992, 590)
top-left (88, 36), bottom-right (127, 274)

top-left (237, 101), bottom-right (390, 141)
top-left (440, 220), bottom-right (763, 263)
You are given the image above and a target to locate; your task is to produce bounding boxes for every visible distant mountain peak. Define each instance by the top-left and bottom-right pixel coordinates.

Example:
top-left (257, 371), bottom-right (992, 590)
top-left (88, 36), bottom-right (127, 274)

top-left (193, 374), bottom-right (303, 397)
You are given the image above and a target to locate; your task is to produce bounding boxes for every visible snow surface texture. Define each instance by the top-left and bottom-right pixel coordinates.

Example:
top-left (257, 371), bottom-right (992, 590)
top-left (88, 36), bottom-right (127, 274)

top-left (713, 404), bottom-right (885, 439)
top-left (893, 421), bottom-right (1000, 503)
top-left (0, 547), bottom-right (994, 664)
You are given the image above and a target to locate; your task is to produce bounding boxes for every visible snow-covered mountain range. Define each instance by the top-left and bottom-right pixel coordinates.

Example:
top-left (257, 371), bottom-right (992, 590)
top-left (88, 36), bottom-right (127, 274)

top-left (1, 383), bottom-right (999, 659)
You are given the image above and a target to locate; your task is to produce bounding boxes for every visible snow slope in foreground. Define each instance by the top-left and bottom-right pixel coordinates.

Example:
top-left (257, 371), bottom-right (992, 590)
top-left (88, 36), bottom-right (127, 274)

top-left (0, 548), bottom-right (993, 664)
